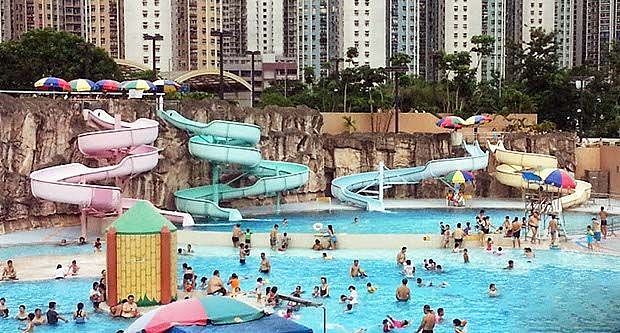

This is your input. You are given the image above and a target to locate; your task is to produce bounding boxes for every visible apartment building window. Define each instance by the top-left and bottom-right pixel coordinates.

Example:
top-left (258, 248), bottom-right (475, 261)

top-left (463, 33), bottom-right (467, 38)
top-left (354, 20), bottom-right (359, 26)
top-left (143, 56), bottom-right (149, 64)
top-left (365, 20), bottom-right (369, 26)
top-left (155, 22), bottom-right (160, 29)
top-left (364, 0), bottom-right (369, 5)
top-left (463, 42), bottom-right (467, 47)
top-left (454, 33), bottom-right (458, 38)
top-left (454, 24), bottom-right (458, 29)
top-left (354, 10), bottom-right (358, 15)
top-left (143, 45), bottom-right (149, 51)
top-left (463, 24), bottom-right (467, 28)
top-left (143, 22), bottom-right (148, 29)
top-left (454, 6), bottom-right (458, 11)
top-left (154, 10), bottom-right (160, 17)
top-left (454, 42), bottom-right (458, 47)
top-left (364, 31), bottom-right (369, 37)
top-left (365, 41), bottom-right (369, 47)
top-left (454, 15), bottom-right (458, 20)
top-left (142, 0), bottom-right (147, 6)
top-left (463, 15), bottom-right (467, 20)
top-left (463, 6), bottom-right (467, 11)
top-left (365, 10), bottom-right (369, 15)
top-left (354, 41), bottom-right (359, 48)
top-left (364, 51), bottom-right (370, 57)
top-left (142, 10), bottom-right (147, 18)
top-left (354, 31), bottom-right (359, 36)
top-left (538, 19), bottom-right (542, 24)
top-left (538, 2), bottom-right (542, 7)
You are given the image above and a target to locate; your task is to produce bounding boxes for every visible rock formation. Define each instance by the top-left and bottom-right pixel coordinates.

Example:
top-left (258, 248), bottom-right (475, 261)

top-left (0, 94), bottom-right (576, 232)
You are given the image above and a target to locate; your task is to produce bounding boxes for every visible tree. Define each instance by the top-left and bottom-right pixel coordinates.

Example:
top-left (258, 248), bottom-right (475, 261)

top-left (438, 51), bottom-right (475, 113)
top-left (127, 70), bottom-right (156, 81)
top-left (0, 29), bottom-right (121, 89)
top-left (303, 66), bottom-right (316, 86)
top-left (470, 35), bottom-right (495, 74)
top-left (389, 52), bottom-right (412, 67)
top-left (346, 47), bottom-right (359, 63)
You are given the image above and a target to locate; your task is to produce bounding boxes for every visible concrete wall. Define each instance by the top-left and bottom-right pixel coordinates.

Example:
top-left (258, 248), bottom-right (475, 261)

top-left (575, 147), bottom-right (601, 179)
top-left (321, 112), bottom-right (538, 135)
top-left (601, 146), bottom-right (620, 195)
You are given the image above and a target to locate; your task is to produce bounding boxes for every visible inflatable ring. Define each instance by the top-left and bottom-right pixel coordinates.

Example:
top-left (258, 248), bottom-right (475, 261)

top-left (313, 222), bottom-right (324, 231)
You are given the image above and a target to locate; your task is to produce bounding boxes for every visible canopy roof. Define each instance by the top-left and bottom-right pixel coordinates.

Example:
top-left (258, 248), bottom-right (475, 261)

top-left (109, 201), bottom-right (177, 234)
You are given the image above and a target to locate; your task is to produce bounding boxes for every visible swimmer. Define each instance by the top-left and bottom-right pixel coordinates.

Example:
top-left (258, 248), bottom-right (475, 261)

top-left (282, 308), bottom-right (294, 319)
top-left (350, 260), bottom-right (368, 278)
top-left (493, 247), bottom-right (504, 256)
top-left (396, 247), bottom-right (407, 266)
top-left (524, 247), bottom-right (535, 258)
top-left (311, 286), bottom-right (320, 298)
top-left (0, 297), bottom-right (9, 317)
top-left (353, 217), bottom-right (359, 224)
top-left (386, 315), bottom-right (410, 329)
top-left (485, 237), bottom-right (493, 252)
top-left (402, 259), bottom-right (415, 278)
top-left (344, 303), bottom-right (354, 314)
top-left (339, 294), bottom-right (348, 303)
top-left (322, 252), bottom-right (333, 260)
top-left (428, 281), bottom-right (449, 288)
top-left (383, 319), bottom-right (392, 332)
top-left (453, 318), bottom-right (469, 333)
top-left (19, 313), bottom-right (35, 333)
top-left (366, 282), bottom-right (377, 293)
top-left (59, 239), bottom-right (68, 246)
top-left (416, 278), bottom-right (425, 287)
top-left (423, 259), bottom-right (429, 270)
top-left (463, 249), bottom-right (470, 263)
top-left (436, 265), bottom-right (443, 273)
top-left (504, 260), bottom-right (514, 270)
top-left (488, 283), bottom-right (499, 297)
top-left (435, 308), bottom-right (444, 324)
top-left (427, 259), bottom-right (437, 271)
top-left (395, 279), bottom-right (410, 301)
top-left (347, 285), bottom-right (359, 305)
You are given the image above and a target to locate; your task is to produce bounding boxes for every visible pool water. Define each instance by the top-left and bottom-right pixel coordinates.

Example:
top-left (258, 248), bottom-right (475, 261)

top-left (0, 278), bottom-right (126, 333)
top-left (0, 246), bottom-right (617, 333)
top-left (0, 244), bottom-right (97, 259)
top-left (178, 246), bottom-right (620, 333)
top-left (188, 208), bottom-right (600, 235)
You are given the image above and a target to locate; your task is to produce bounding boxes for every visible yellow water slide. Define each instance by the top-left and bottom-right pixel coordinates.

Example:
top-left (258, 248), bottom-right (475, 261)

top-left (488, 141), bottom-right (592, 209)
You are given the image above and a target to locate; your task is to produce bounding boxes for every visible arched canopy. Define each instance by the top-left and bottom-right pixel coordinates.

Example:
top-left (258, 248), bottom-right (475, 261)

top-left (171, 69), bottom-right (252, 92)
top-left (114, 59), bottom-right (154, 79)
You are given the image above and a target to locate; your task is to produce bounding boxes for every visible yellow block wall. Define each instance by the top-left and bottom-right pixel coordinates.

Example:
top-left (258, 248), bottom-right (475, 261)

top-left (116, 234), bottom-right (161, 304)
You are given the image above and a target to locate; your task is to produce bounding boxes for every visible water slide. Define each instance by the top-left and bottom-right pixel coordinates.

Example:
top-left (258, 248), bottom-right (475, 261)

top-left (331, 141), bottom-right (490, 211)
top-left (157, 110), bottom-right (310, 221)
top-left (487, 140), bottom-right (591, 209)
top-left (29, 109), bottom-right (195, 236)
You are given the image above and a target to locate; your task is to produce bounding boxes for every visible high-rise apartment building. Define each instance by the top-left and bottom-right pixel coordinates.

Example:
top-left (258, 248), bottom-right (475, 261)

top-left (342, 0), bottom-right (387, 68)
top-left (418, 0), bottom-right (444, 81)
top-left (522, 0), bottom-right (555, 42)
top-left (555, 0), bottom-right (574, 68)
top-left (574, 0), bottom-right (620, 68)
top-left (0, 0), bottom-right (86, 40)
top-left (444, 0), bottom-right (483, 78)
top-left (481, 0), bottom-right (507, 80)
top-left (297, 0), bottom-right (341, 78)
top-left (247, 0), bottom-right (285, 56)
top-left (387, 0), bottom-right (420, 74)
top-left (84, 0), bottom-right (124, 59)
top-left (123, 0), bottom-right (173, 72)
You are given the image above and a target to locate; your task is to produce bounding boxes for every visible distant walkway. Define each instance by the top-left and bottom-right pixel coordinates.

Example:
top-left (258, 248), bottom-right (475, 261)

top-left (0, 226), bottom-right (82, 245)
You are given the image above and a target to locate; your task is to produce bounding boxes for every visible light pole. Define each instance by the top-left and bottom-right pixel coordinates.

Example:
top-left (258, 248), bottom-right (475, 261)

top-left (211, 30), bottom-right (232, 100)
top-left (143, 34), bottom-right (164, 80)
top-left (246, 50), bottom-right (261, 107)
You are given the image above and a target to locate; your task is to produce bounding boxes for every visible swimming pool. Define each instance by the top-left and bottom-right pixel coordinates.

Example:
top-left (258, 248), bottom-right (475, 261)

top-left (1, 246), bottom-right (618, 333)
top-left (0, 278), bottom-right (126, 333)
top-left (178, 246), bottom-right (620, 333)
top-left (188, 208), bottom-right (601, 235)
top-left (0, 244), bottom-right (96, 259)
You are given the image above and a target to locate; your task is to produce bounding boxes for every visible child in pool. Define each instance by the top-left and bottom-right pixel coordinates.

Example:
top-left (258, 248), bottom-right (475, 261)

top-left (312, 286), bottom-right (320, 298)
top-left (486, 238), bottom-right (493, 252)
top-left (586, 225), bottom-right (594, 250)
top-left (344, 303), bottom-right (354, 314)
top-left (453, 318), bottom-right (469, 333)
top-left (463, 249), bottom-right (470, 263)
top-left (386, 315), bottom-right (409, 328)
top-left (488, 283), bottom-right (499, 297)
top-left (366, 282), bottom-right (377, 293)
top-left (493, 247), bottom-right (504, 256)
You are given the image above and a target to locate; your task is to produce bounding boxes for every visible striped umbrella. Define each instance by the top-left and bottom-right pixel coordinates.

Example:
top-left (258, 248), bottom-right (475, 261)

top-left (34, 77), bottom-right (71, 92)
top-left (445, 170), bottom-right (475, 184)
top-left (121, 79), bottom-right (156, 91)
top-left (436, 116), bottom-right (465, 129)
top-left (94, 79), bottom-right (121, 92)
top-left (463, 115), bottom-right (493, 126)
top-left (69, 79), bottom-right (97, 92)
top-left (540, 168), bottom-right (576, 189)
top-left (153, 79), bottom-right (181, 93)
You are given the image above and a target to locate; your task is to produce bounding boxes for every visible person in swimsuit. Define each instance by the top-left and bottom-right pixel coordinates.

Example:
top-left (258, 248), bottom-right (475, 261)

top-left (395, 279), bottom-right (410, 301)
top-left (396, 247), bottom-right (407, 266)
top-left (2, 260), bottom-right (17, 280)
top-left (441, 225), bottom-right (451, 248)
top-left (387, 315), bottom-right (410, 329)
top-left (350, 260), bottom-right (368, 278)
top-left (227, 273), bottom-right (241, 296)
top-left (121, 295), bottom-right (139, 318)
top-left (269, 225), bottom-right (279, 250)
top-left (488, 283), bottom-right (499, 297)
top-left (16, 305), bottom-right (28, 320)
top-left (245, 228), bottom-right (252, 247)
top-left (232, 224), bottom-right (242, 248)
top-left (403, 259), bottom-right (415, 278)
top-left (67, 260), bottom-right (80, 276)
top-left (73, 302), bottom-right (88, 323)
top-left (548, 215), bottom-right (559, 246)
top-left (528, 212), bottom-right (540, 243)
top-left (239, 245), bottom-right (247, 264)
top-left (319, 277), bottom-right (329, 297)
top-left (46, 301), bottom-right (68, 324)
top-left (94, 238), bottom-right (102, 252)
top-left (32, 308), bottom-right (45, 325)
top-left (586, 225), bottom-right (594, 250)
top-left (207, 270), bottom-right (227, 295)
top-left (463, 249), bottom-right (469, 263)
top-left (592, 217), bottom-right (602, 248)
top-left (327, 225), bottom-right (337, 250)
top-left (20, 313), bottom-right (35, 333)
top-left (415, 305), bottom-right (436, 333)
top-left (0, 297), bottom-right (8, 317)
top-left (599, 206), bottom-right (609, 239)
top-left (259, 253), bottom-right (271, 273)
top-left (255, 277), bottom-right (265, 302)
top-left (512, 218), bottom-right (522, 248)
top-left (453, 319), bottom-right (469, 333)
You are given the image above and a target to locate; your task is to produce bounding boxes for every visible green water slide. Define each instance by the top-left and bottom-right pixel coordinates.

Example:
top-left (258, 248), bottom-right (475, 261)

top-left (158, 110), bottom-right (310, 221)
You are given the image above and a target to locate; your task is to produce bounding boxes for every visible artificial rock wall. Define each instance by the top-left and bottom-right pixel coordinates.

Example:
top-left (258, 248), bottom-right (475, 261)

top-left (0, 95), bottom-right (576, 232)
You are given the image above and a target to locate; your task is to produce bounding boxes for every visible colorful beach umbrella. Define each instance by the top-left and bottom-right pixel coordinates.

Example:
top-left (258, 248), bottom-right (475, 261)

top-left (69, 79), bottom-right (96, 92)
top-left (121, 79), bottom-right (156, 91)
top-left (521, 171), bottom-right (542, 182)
top-left (463, 115), bottom-right (493, 126)
top-left (125, 296), bottom-right (265, 333)
top-left (34, 77), bottom-right (71, 92)
top-left (445, 170), bottom-right (475, 184)
top-left (436, 116), bottom-right (465, 129)
top-left (540, 168), bottom-right (576, 189)
top-left (153, 79), bottom-right (181, 93)
top-left (95, 79), bottom-right (121, 92)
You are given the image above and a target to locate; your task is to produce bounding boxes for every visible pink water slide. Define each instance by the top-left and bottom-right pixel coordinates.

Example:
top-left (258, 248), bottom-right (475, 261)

top-left (29, 109), bottom-right (194, 237)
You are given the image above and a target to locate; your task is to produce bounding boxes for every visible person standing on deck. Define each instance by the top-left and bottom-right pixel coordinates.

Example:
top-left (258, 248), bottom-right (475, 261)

top-left (270, 225), bottom-right (279, 250)
top-left (548, 215), bottom-right (559, 246)
top-left (599, 207), bottom-right (609, 239)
